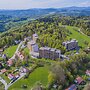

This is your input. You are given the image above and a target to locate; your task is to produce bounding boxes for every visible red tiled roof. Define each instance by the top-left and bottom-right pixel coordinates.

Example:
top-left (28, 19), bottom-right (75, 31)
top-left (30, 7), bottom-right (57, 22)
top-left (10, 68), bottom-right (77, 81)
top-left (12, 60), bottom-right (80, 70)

top-left (76, 77), bottom-right (83, 84)
top-left (65, 84), bottom-right (77, 90)
top-left (8, 74), bottom-right (15, 79)
top-left (16, 51), bottom-right (24, 60)
top-left (1, 69), bottom-right (7, 73)
top-left (7, 59), bottom-right (13, 66)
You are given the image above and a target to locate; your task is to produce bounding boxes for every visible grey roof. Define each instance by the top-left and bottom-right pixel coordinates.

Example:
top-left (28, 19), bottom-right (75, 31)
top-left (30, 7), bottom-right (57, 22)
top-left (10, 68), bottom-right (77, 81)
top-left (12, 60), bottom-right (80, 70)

top-left (28, 40), bottom-right (36, 45)
top-left (63, 39), bottom-right (78, 44)
top-left (50, 48), bottom-right (56, 52)
top-left (56, 49), bottom-right (61, 53)
top-left (33, 33), bottom-right (38, 37)
top-left (39, 47), bottom-right (51, 50)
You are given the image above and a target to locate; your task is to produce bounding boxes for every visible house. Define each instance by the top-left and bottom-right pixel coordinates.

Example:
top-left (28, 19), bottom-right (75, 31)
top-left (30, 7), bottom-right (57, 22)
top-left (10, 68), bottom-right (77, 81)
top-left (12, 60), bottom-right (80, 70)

top-left (33, 33), bottom-right (38, 42)
top-left (7, 59), bottom-right (13, 66)
top-left (65, 84), bottom-right (77, 90)
top-left (20, 54), bottom-right (24, 60)
top-left (8, 74), bottom-right (15, 80)
top-left (75, 77), bottom-right (84, 85)
top-left (15, 74), bottom-right (20, 79)
top-left (1, 69), bottom-right (7, 73)
top-left (62, 39), bottom-right (78, 51)
top-left (27, 40), bottom-right (39, 52)
top-left (86, 70), bottom-right (90, 76)
top-left (39, 47), bottom-right (61, 60)
top-left (16, 51), bottom-right (24, 60)
top-left (2, 54), bottom-right (7, 59)
top-left (19, 67), bottom-right (29, 73)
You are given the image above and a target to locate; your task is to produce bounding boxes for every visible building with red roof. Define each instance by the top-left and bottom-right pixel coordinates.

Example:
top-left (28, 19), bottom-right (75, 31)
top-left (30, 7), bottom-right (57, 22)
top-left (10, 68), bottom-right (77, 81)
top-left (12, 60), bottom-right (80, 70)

top-left (16, 51), bottom-right (24, 60)
top-left (8, 74), bottom-right (15, 80)
top-left (65, 84), bottom-right (77, 90)
top-left (7, 59), bottom-right (13, 66)
top-left (75, 77), bottom-right (84, 85)
top-left (1, 69), bottom-right (7, 73)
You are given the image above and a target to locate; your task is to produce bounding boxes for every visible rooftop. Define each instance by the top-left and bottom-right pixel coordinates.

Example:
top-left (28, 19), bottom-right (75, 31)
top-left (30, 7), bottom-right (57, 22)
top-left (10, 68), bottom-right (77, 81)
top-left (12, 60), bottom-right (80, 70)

top-left (28, 40), bottom-right (36, 45)
top-left (39, 47), bottom-right (51, 50)
top-left (65, 84), bottom-right (77, 90)
top-left (33, 33), bottom-right (38, 37)
top-left (75, 77), bottom-right (84, 84)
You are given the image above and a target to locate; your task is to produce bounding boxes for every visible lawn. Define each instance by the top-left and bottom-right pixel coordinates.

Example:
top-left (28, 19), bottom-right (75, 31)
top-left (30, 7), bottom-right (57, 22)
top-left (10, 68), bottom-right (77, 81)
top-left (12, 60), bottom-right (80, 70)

top-left (9, 66), bottom-right (49, 90)
top-left (23, 47), bottom-right (29, 54)
top-left (0, 82), bottom-right (4, 90)
top-left (66, 26), bottom-right (90, 48)
top-left (0, 74), bottom-right (10, 84)
top-left (4, 45), bottom-right (18, 58)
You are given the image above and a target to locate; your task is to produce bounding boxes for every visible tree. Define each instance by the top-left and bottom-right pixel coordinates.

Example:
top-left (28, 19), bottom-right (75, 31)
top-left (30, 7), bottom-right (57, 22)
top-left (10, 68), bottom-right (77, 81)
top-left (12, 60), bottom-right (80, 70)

top-left (50, 63), bottom-right (66, 85)
top-left (48, 72), bottom-right (56, 86)
top-left (32, 82), bottom-right (45, 90)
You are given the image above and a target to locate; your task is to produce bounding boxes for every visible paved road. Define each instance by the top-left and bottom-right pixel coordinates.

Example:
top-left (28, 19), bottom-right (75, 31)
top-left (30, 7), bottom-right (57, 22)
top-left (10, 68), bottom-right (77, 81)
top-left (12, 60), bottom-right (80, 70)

top-left (10, 41), bottom-right (23, 59)
top-left (78, 29), bottom-right (86, 35)
top-left (0, 72), bottom-right (26, 90)
top-left (6, 73), bottom-right (26, 90)
top-left (0, 77), bottom-right (7, 90)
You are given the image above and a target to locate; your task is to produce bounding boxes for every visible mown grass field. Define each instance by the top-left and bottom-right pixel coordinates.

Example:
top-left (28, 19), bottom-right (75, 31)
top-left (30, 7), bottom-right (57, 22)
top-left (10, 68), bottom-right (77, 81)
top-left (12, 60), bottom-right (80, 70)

top-left (66, 26), bottom-right (90, 48)
top-left (4, 45), bottom-right (18, 58)
top-left (9, 66), bottom-right (49, 90)
top-left (0, 82), bottom-right (4, 90)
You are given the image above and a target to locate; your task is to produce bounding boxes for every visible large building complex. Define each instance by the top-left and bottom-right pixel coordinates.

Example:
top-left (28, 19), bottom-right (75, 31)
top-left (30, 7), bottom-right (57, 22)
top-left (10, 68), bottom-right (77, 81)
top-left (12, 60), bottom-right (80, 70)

top-left (33, 33), bottom-right (38, 42)
top-left (27, 40), bottom-right (39, 52)
top-left (39, 47), bottom-right (61, 60)
top-left (62, 39), bottom-right (78, 51)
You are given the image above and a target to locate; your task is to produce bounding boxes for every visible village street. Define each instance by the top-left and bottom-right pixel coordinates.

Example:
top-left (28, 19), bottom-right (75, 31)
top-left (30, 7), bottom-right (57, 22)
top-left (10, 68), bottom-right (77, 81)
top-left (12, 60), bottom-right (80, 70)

top-left (10, 41), bottom-right (23, 60)
top-left (0, 41), bottom-right (26, 90)
top-left (0, 77), bottom-right (7, 90)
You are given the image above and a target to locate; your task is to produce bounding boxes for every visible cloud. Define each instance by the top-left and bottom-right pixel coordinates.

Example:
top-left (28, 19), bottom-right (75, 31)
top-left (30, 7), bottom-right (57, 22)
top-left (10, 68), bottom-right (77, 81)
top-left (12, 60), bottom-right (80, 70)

top-left (0, 0), bottom-right (89, 9)
top-left (79, 1), bottom-right (90, 7)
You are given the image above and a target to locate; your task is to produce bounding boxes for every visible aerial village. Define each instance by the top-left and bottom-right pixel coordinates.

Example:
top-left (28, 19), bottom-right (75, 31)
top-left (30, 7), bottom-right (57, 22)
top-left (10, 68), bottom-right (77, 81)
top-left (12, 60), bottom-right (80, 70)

top-left (0, 33), bottom-right (90, 90)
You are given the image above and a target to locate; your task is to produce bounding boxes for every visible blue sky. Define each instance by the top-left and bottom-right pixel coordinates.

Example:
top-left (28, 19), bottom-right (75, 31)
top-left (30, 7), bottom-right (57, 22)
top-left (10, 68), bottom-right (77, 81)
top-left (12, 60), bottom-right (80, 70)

top-left (0, 0), bottom-right (90, 9)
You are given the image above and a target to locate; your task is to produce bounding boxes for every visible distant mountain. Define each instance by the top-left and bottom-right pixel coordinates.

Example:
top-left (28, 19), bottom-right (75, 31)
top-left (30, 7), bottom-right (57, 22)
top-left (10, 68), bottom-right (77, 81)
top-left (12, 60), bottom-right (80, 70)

top-left (57, 6), bottom-right (90, 16)
top-left (0, 7), bottom-right (90, 32)
top-left (0, 7), bottom-right (90, 18)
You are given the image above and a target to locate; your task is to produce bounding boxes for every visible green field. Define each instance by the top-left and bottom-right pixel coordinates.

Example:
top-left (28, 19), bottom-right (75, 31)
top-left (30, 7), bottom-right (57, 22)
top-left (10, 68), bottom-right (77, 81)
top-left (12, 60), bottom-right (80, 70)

top-left (66, 26), bottom-right (90, 48)
top-left (4, 45), bottom-right (18, 58)
top-left (0, 82), bottom-right (4, 90)
top-left (9, 66), bottom-right (49, 90)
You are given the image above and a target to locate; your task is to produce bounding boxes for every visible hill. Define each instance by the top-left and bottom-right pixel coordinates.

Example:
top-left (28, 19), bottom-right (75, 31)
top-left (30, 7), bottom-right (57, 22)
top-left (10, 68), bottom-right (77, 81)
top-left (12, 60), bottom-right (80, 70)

top-left (0, 15), bottom-right (90, 50)
top-left (0, 7), bottom-right (90, 32)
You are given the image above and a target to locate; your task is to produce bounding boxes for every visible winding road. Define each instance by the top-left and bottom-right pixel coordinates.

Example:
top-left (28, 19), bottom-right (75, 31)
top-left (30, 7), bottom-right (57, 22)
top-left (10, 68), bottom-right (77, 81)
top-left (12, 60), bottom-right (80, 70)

top-left (10, 41), bottom-right (23, 60)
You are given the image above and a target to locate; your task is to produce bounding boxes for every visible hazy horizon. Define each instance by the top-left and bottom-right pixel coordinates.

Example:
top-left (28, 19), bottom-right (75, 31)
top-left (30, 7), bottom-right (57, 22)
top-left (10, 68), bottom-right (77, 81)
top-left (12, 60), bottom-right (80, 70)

top-left (0, 0), bottom-right (90, 10)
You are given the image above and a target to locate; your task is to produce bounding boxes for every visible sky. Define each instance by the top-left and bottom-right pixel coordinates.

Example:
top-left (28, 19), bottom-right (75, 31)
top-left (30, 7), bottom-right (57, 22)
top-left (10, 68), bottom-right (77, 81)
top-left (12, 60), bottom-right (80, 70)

top-left (0, 0), bottom-right (90, 9)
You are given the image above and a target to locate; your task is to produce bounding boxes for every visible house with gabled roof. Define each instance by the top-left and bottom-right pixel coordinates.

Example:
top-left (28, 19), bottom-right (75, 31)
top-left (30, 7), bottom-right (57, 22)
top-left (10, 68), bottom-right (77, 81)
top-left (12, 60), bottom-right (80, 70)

top-left (7, 59), bottom-right (13, 66)
top-left (1, 69), bottom-right (7, 73)
top-left (65, 84), bottom-right (77, 90)
top-left (74, 77), bottom-right (85, 85)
